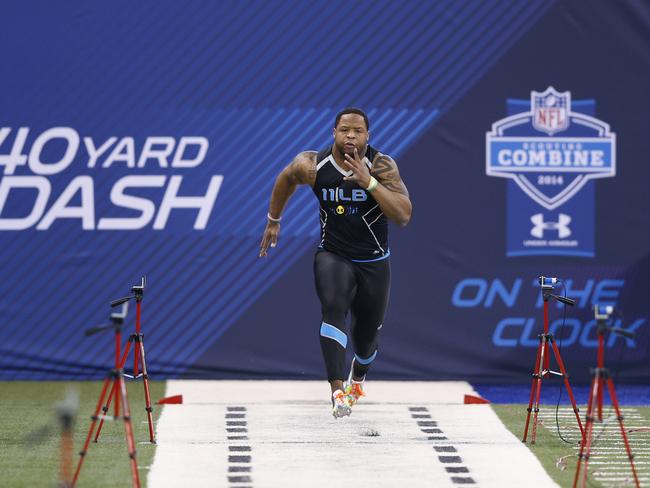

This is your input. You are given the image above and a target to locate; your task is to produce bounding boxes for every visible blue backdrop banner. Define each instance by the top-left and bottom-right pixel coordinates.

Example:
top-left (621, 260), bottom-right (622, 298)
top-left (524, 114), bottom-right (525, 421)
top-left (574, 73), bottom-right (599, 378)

top-left (0, 0), bottom-right (648, 382)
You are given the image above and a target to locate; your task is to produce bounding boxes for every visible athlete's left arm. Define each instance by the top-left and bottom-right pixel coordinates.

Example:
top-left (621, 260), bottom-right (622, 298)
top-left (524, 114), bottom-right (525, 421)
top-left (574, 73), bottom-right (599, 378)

top-left (343, 149), bottom-right (412, 226)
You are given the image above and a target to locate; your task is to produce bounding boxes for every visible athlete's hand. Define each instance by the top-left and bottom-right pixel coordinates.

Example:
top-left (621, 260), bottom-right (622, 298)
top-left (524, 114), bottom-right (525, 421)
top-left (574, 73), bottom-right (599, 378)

top-left (342, 148), bottom-right (371, 188)
top-left (259, 221), bottom-right (280, 257)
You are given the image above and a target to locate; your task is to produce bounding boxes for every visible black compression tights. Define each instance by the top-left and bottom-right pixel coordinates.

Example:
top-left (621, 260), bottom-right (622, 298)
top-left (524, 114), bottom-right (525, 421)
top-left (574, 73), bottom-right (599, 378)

top-left (314, 250), bottom-right (391, 383)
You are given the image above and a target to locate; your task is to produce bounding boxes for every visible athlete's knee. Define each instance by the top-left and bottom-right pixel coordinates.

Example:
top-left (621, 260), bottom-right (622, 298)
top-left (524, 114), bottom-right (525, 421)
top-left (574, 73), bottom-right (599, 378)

top-left (351, 321), bottom-right (381, 350)
top-left (320, 296), bottom-right (349, 323)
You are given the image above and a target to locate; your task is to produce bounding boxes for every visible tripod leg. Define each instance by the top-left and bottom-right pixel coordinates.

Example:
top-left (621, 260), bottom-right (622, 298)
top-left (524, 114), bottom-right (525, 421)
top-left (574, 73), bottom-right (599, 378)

top-left (543, 299), bottom-right (550, 372)
top-left (134, 342), bottom-right (140, 378)
top-left (134, 301), bottom-right (142, 377)
top-left (550, 340), bottom-right (585, 441)
top-left (114, 377), bottom-right (120, 420)
top-left (597, 377), bottom-right (604, 422)
top-left (92, 390), bottom-right (112, 443)
top-left (531, 336), bottom-right (548, 444)
top-left (573, 375), bottom-right (597, 488)
top-left (523, 338), bottom-right (543, 442)
top-left (138, 335), bottom-right (156, 443)
top-left (606, 378), bottom-right (640, 488)
top-left (94, 342), bottom-right (132, 442)
top-left (582, 373), bottom-right (601, 488)
top-left (118, 370), bottom-right (141, 488)
top-left (72, 376), bottom-right (112, 487)
top-left (120, 340), bottom-right (133, 368)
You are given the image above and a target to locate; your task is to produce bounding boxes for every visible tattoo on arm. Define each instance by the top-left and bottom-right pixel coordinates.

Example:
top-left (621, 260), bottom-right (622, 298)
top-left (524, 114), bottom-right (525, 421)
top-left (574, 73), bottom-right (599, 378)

top-left (287, 151), bottom-right (317, 186)
top-left (371, 154), bottom-right (409, 196)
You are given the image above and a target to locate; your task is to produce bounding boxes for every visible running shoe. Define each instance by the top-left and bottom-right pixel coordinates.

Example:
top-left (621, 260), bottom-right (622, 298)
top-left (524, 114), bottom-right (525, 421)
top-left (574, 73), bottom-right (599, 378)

top-left (344, 381), bottom-right (365, 407)
top-left (345, 358), bottom-right (366, 407)
top-left (331, 389), bottom-right (351, 418)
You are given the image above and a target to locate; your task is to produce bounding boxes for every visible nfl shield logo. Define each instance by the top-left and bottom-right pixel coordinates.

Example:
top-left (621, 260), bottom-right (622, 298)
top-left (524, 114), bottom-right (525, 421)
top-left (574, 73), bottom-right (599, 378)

top-left (486, 86), bottom-right (616, 257)
top-left (532, 86), bottom-right (570, 135)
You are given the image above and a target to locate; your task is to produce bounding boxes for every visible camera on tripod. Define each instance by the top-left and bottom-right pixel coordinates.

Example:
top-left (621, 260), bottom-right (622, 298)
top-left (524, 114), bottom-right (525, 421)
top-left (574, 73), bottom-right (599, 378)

top-left (538, 276), bottom-right (558, 289)
top-left (574, 302), bottom-right (640, 488)
top-left (131, 275), bottom-right (146, 301)
top-left (537, 276), bottom-right (575, 306)
top-left (594, 304), bottom-right (613, 321)
top-left (523, 273), bottom-right (583, 445)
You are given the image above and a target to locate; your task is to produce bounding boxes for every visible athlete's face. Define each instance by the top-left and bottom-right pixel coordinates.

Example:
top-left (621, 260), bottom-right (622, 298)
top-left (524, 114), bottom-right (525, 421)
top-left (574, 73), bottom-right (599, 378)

top-left (333, 114), bottom-right (369, 156)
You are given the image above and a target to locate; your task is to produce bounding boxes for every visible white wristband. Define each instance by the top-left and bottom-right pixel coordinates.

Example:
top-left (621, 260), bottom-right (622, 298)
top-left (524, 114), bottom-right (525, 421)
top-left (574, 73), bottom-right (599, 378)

top-left (267, 212), bottom-right (282, 223)
top-left (366, 176), bottom-right (378, 192)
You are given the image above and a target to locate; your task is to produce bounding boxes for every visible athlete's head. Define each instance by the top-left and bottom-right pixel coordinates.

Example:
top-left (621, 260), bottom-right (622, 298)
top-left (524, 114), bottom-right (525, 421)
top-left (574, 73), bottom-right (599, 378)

top-left (333, 107), bottom-right (369, 156)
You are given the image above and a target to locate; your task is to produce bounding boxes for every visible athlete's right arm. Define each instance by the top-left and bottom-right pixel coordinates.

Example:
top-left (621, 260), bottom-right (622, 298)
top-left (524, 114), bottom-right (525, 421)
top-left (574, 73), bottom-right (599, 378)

top-left (259, 151), bottom-right (317, 257)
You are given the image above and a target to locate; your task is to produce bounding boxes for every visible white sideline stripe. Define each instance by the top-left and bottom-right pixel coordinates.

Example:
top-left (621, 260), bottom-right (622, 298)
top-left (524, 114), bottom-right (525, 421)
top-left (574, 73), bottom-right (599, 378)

top-left (148, 381), bottom-right (558, 488)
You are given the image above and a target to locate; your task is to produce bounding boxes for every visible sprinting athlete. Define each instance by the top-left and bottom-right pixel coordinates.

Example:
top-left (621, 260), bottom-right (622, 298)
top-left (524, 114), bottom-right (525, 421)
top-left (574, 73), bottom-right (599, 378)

top-left (259, 107), bottom-right (412, 418)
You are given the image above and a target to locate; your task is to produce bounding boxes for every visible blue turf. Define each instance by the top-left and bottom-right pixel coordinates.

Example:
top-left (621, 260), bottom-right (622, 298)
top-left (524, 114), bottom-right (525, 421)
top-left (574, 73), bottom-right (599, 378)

top-left (472, 384), bottom-right (650, 406)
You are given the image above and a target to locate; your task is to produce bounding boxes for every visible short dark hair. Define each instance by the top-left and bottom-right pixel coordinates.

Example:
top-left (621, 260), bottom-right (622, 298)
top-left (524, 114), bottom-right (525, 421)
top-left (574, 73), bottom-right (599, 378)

top-left (334, 107), bottom-right (369, 130)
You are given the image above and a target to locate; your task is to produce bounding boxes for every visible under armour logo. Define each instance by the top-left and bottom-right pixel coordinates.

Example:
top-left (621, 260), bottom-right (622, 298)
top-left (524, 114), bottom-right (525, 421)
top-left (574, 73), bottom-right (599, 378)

top-left (530, 213), bottom-right (572, 238)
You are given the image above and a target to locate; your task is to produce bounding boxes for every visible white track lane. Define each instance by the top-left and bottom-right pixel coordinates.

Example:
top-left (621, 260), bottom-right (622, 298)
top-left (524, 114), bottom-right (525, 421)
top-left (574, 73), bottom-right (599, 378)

top-left (148, 381), bottom-right (558, 487)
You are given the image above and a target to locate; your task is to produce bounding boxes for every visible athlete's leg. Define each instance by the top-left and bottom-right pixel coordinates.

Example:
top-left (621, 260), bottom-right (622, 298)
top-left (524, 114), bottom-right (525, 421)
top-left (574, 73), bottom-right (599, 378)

top-left (349, 258), bottom-right (391, 381)
top-left (314, 251), bottom-right (357, 394)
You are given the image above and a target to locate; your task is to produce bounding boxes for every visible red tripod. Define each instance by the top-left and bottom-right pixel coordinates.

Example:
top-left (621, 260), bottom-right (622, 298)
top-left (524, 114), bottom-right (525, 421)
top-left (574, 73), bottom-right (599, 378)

top-left (573, 307), bottom-right (640, 488)
top-left (522, 276), bottom-right (585, 444)
top-left (72, 302), bottom-right (140, 488)
top-left (93, 277), bottom-right (155, 445)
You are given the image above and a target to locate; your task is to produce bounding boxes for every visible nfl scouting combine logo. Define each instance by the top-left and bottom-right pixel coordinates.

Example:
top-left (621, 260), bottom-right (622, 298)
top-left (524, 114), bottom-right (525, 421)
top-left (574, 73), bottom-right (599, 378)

top-left (486, 87), bottom-right (616, 257)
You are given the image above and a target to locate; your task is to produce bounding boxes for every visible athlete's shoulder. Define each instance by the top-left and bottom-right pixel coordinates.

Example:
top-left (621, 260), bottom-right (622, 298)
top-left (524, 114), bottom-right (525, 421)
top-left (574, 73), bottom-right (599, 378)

top-left (370, 151), bottom-right (408, 196)
top-left (296, 150), bottom-right (317, 163)
top-left (286, 151), bottom-right (317, 186)
top-left (370, 148), bottom-right (395, 165)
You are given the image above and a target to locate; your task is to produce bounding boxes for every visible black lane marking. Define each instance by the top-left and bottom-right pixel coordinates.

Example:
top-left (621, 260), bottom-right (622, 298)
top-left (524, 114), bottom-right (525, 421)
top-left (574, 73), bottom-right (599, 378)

top-left (229, 455), bottom-right (251, 463)
top-left (409, 405), bottom-right (476, 485)
top-left (228, 475), bottom-right (253, 483)
top-left (226, 406), bottom-right (253, 487)
top-left (451, 477), bottom-right (476, 484)
top-left (434, 446), bottom-right (458, 453)
top-left (226, 413), bottom-right (246, 419)
top-left (417, 421), bottom-right (437, 427)
top-left (229, 446), bottom-right (252, 452)
top-left (439, 456), bottom-right (463, 463)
